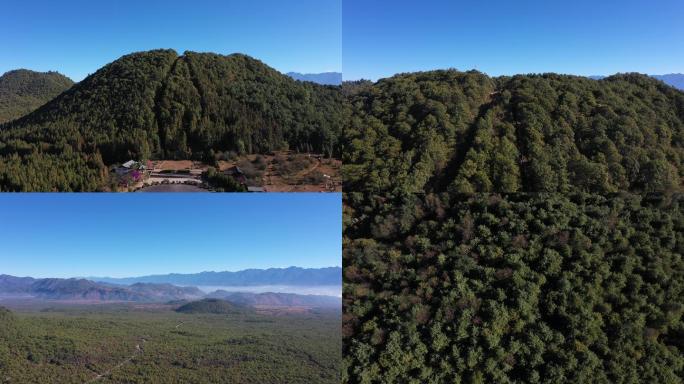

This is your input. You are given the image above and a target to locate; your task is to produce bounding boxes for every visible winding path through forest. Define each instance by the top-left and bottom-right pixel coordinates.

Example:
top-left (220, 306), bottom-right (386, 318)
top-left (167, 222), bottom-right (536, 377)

top-left (85, 338), bottom-right (146, 383)
top-left (85, 321), bottom-right (186, 383)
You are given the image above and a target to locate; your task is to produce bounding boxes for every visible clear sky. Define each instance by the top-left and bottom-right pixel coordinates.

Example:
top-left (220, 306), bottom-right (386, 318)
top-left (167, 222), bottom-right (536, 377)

top-left (0, 194), bottom-right (341, 278)
top-left (343, 0), bottom-right (684, 81)
top-left (0, 0), bottom-right (341, 81)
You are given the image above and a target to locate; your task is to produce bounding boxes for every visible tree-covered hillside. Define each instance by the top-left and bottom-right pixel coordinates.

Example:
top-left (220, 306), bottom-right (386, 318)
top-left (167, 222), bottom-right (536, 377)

top-left (343, 71), bottom-right (684, 195)
top-left (175, 298), bottom-right (243, 314)
top-left (0, 69), bottom-right (74, 124)
top-left (0, 49), bottom-right (346, 191)
top-left (342, 70), bottom-right (684, 383)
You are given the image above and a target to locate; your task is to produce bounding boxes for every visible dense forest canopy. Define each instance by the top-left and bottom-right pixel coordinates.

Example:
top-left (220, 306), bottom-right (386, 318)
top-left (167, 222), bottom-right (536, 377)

top-left (0, 49), bottom-right (347, 191)
top-left (0, 69), bottom-right (74, 124)
top-left (343, 192), bottom-right (684, 383)
top-left (343, 71), bottom-right (684, 195)
top-left (0, 305), bottom-right (341, 383)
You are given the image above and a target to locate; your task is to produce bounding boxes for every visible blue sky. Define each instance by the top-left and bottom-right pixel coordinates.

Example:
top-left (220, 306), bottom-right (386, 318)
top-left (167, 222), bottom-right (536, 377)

top-left (0, 194), bottom-right (341, 278)
top-left (0, 0), bottom-right (341, 81)
top-left (343, 0), bottom-right (684, 81)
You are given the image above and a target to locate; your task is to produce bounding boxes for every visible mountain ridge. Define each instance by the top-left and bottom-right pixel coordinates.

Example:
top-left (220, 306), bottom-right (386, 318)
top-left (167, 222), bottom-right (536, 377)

top-left (0, 275), bottom-right (204, 301)
top-left (0, 273), bottom-right (340, 307)
top-left (344, 70), bottom-right (684, 195)
top-left (90, 266), bottom-right (342, 286)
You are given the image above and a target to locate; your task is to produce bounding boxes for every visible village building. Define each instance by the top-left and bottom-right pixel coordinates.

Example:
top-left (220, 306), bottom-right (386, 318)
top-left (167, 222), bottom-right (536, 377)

top-left (223, 166), bottom-right (247, 185)
top-left (113, 160), bottom-right (148, 186)
top-left (115, 160), bottom-right (147, 175)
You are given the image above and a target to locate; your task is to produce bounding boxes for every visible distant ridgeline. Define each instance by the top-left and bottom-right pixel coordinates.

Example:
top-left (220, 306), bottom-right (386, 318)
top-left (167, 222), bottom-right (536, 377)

top-left (0, 275), bottom-right (204, 301)
top-left (343, 70), bottom-right (684, 195)
top-left (287, 72), bottom-right (343, 86)
top-left (92, 266), bottom-right (342, 286)
top-left (590, 74), bottom-right (684, 91)
top-left (0, 274), bottom-right (341, 307)
top-left (0, 49), bottom-right (346, 191)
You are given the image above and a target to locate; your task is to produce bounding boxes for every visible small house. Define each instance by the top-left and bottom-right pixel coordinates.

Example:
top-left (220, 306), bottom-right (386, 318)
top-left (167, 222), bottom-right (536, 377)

top-left (224, 166), bottom-right (247, 184)
top-left (114, 160), bottom-right (147, 178)
top-left (122, 160), bottom-right (137, 169)
top-left (122, 160), bottom-right (146, 170)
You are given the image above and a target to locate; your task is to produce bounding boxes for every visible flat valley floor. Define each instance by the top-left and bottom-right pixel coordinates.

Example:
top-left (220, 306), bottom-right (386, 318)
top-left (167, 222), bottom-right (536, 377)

top-left (0, 302), bottom-right (341, 384)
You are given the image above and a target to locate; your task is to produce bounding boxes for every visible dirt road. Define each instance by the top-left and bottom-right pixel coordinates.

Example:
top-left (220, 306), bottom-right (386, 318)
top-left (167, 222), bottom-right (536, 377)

top-left (85, 338), bottom-right (146, 383)
top-left (85, 320), bottom-right (189, 383)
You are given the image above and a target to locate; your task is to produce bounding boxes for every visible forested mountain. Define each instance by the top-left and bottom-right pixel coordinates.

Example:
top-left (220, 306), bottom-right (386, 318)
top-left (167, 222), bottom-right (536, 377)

top-left (175, 298), bottom-right (243, 314)
top-left (0, 49), bottom-right (346, 191)
top-left (342, 69), bottom-right (684, 383)
top-left (343, 71), bottom-right (684, 195)
top-left (93, 266), bottom-right (342, 286)
top-left (287, 72), bottom-right (343, 85)
top-left (0, 69), bottom-right (73, 123)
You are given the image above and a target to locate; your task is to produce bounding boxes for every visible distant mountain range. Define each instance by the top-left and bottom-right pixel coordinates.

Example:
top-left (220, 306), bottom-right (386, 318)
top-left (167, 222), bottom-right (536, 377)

top-left (90, 266), bottom-right (341, 286)
top-left (0, 272), bottom-right (341, 308)
top-left (589, 73), bottom-right (684, 90)
top-left (0, 275), bottom-right (203, 301)
top-left (0, 69), bottom-right (73, 123)
top-left (286, 72), bottom-right (342, 85)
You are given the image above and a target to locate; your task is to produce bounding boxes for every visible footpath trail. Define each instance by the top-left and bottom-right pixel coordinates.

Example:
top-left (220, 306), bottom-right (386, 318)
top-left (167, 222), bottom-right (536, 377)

top-left (85, 338), bottom-right (146, 383)
top-left (285, 159), bottom-right (321, 192)
top-left (85, 321), bottom-right (187, 383)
